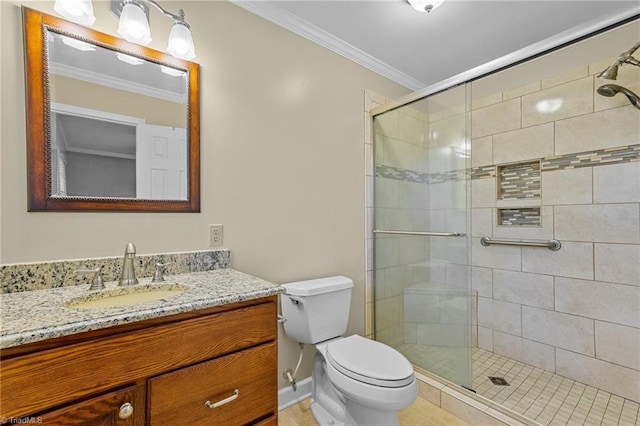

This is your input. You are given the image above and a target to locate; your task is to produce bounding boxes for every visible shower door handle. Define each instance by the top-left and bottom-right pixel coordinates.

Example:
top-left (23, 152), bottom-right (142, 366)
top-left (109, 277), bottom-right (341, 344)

top-left (373, 230), bottom-right (465, 237)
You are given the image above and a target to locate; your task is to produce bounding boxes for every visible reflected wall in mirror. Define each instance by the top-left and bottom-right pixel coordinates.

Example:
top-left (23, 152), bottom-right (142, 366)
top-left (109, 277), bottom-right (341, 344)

top-left (23, 7), bottom-right (200, 212)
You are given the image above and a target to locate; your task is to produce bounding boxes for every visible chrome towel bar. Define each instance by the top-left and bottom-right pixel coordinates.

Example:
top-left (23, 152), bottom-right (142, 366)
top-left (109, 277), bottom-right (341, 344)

top-left (373, 230), bottom-right (465, 237)
top-left (480, 237), bottom-right (561, 251)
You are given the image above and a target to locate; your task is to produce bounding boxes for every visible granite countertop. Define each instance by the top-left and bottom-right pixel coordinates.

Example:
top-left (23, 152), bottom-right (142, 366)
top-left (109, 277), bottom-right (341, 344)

top-left (0, 268), bottom-right (284, 349)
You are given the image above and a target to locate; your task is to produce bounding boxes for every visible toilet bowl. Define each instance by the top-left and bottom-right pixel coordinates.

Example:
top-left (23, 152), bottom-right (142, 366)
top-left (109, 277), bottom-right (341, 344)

top-left (280, 276), bottom-right (417, 426)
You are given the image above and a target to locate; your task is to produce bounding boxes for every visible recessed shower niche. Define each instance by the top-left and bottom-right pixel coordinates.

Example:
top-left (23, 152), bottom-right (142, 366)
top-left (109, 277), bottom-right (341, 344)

top-left (497, 161), bottom-right (541, 227)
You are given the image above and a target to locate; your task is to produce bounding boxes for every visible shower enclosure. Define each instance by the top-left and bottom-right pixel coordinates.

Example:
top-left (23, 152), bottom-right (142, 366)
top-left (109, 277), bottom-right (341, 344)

top-left (373, 85), bottom-right (473, 389)
top-left (372, 16), bottom-right (639, 426)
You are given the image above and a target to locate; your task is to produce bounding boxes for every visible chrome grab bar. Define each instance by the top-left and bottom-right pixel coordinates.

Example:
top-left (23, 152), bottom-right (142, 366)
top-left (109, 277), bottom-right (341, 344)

top-left (373, 230), bottom-right (465, 237)
top-left (480, 237), bottom-right (561, 251)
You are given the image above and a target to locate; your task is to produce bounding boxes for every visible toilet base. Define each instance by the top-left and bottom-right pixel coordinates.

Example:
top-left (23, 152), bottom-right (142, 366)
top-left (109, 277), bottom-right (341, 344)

top-left (311, 351), bottom-right (346, 425)
top-left (344, 400), bottom-right (400, 426)
top-left (311, 399), bottom-right (344, 426)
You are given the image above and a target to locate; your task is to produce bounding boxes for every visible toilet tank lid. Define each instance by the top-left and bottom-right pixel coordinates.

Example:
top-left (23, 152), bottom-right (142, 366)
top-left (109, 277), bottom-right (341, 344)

top-left (281, 276), bottom-right (353, 296)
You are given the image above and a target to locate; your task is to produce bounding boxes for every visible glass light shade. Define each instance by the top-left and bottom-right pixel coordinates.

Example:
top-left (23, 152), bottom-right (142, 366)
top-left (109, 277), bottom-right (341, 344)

top-left (61, 35), bottom-right (96, 51)
top-left (167, 22), bottom-right (196, 60)
top-left (53, 0), bottom-right (96, 25)
top-left (161, 65), bottom-right (186, 77)
top-left (116, 52), bottom-right (145, 65)
top-left (117, 2), bottom-right (152, 45)
top-left (407, 0), bottom-right (446, 13)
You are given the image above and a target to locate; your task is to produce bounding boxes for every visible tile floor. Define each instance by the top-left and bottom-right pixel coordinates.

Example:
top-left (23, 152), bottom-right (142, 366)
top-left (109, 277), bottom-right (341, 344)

top-left (472, 348), bottom-right (640, 426)
top-left (278, 395), bottom-right (470, 426)
top-left (280, 348), bottom-right (640, 425)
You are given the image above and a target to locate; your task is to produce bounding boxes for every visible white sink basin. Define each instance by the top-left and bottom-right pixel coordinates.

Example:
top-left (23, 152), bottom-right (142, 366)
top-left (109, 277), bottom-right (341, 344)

top-left (67, 284), bottom-right (189, 309)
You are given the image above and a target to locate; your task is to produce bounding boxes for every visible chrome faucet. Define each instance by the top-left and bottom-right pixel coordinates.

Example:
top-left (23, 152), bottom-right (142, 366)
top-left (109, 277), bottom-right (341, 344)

top-left (119, 243), bottom-right (139, 286)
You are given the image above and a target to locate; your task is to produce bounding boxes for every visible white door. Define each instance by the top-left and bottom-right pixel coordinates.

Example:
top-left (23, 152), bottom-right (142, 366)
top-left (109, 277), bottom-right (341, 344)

top-left (136, 124), bottom-right (187, 200)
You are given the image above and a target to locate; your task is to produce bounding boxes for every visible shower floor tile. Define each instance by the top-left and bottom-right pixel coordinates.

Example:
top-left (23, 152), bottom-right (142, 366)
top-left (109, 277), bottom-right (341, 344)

top-left (472, 348), bottom-right (640, 426)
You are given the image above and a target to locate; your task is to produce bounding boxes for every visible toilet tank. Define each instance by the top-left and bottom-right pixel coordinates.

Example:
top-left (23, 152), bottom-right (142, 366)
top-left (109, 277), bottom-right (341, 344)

top-left (281, 276), bottom-right (353, 344)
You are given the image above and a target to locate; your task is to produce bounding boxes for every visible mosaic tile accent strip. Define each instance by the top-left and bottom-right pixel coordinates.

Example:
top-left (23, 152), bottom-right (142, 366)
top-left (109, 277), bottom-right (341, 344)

top-left (0, 249), bottom-right (230, 294)
top-left (376, 164), bottom-right (471, 185)
top-left (471, 165), bottom-right (497, 180)
top-left (499, 161), bottom-right (541, 200)
top-left (376, 164), bottom-right (430, 184)
top-left (541, 144), bottom-right (640, 171)
top-left (375, 144), bottom-right (639, 185)
top-left (499, 208), bottom-right (541, 227)
top-left (430, 169), bottom-right (469, 184)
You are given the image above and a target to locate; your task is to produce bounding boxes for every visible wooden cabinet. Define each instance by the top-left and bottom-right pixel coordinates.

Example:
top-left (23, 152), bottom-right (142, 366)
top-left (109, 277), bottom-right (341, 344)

top-left (34, 386), bottom-right (138, 426)
top-left (0, 297), bottom-right (278, 425)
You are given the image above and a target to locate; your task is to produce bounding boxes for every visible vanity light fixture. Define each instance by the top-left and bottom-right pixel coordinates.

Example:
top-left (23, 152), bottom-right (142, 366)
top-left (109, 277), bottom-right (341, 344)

top-left (406, 0), bottom-right (446, 13)
top-left (117, 0), bottom-right (152, 45)
top-left (53, 0), bottom-right (95, 25)
top-left (53, 0), bottom-right (196, 60)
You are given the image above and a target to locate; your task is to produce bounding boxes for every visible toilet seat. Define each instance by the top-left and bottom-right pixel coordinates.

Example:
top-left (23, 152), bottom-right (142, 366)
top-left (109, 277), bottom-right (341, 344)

top-left (326, 335), bottom-right (414, 388)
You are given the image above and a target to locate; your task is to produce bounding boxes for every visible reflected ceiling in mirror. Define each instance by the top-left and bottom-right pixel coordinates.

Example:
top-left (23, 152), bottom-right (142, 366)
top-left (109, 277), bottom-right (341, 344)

top-left (23, 7), bottom-right (200, 212)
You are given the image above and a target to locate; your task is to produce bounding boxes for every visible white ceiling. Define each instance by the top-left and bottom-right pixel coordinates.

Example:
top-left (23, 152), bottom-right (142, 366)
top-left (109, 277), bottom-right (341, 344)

top-left (233, 0), bottom-right (640, 90)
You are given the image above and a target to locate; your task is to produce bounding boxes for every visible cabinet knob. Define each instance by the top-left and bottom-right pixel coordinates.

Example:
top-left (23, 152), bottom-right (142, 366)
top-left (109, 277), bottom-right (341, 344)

top-left (118, 402), bottom-right (134, 419)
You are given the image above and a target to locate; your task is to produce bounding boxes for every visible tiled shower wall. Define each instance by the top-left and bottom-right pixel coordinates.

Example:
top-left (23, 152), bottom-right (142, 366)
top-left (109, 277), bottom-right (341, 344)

top-left (470, 59), bottom-right (640, 402)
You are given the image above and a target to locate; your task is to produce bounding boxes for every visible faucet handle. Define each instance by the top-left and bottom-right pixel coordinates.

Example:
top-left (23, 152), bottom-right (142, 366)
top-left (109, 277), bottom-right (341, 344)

top-left (152, 262), bottom-right (173, 283)
top-left (77, 266), bottom-right (106, 291)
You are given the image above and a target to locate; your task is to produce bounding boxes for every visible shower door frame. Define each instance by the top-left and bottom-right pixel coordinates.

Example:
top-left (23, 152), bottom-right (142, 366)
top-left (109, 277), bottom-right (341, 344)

top-left (363, 5), bottom-right (639, 351)
top-left (363, 8), bottom-right (640, 424)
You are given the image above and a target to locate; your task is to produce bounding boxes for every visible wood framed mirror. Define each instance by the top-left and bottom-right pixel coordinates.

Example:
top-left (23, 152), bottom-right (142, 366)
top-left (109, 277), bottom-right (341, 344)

top-left (23, 7), bottom-right (200, 212)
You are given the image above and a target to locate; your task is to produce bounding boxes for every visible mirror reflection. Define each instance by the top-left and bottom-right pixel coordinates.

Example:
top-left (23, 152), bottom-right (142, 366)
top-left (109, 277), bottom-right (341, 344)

top-left (47, 29), bottom-right (188, 200)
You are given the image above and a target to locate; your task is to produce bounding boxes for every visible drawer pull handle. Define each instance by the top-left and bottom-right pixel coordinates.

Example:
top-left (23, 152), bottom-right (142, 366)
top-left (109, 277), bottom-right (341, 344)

top-left (205, 389), bottom-right (239, 408)
top-left (118, 402), bottom-right (134, 419)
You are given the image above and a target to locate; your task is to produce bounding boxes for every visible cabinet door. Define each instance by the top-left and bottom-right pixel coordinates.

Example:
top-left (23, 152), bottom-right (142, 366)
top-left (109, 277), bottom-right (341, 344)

top-left (35, 386), bottom-right (137, 426)
top-left (148, 342), bottom-right (277, 426)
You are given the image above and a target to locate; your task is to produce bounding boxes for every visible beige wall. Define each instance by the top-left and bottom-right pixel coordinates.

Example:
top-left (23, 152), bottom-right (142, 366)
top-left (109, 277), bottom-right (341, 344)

top-left (0, 0), bottom-right (409, 389)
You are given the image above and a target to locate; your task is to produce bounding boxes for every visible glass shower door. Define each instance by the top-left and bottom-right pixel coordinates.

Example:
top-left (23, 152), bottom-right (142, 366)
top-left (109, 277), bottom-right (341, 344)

top-left (373, 85), bottom-right (472, 389)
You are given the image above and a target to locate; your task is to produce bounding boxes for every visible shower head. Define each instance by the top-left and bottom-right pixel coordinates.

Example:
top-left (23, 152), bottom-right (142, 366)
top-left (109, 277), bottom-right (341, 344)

top-left (596, 64), bottom-right (619, 80)
top-left (596, 41), bottom-right (640, 80)
top-left (597, 84), bottom-right (640, 110)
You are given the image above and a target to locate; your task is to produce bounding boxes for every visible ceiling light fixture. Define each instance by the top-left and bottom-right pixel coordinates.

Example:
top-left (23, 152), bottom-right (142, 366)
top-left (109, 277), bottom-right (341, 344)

top-left (406, 0), bottom-right (446, 13)
top-left (52, 0), bottom-right (196, 60)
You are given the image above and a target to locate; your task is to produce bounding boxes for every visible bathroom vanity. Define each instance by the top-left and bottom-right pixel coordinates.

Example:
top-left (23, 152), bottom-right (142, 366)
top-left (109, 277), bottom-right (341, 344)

top-left (0, 268), bottom-right (282, 425)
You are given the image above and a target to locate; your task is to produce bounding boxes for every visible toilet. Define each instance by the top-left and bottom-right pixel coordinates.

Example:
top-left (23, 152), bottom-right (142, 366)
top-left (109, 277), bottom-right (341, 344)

top-left (281, 276), bottom-right (417, 426)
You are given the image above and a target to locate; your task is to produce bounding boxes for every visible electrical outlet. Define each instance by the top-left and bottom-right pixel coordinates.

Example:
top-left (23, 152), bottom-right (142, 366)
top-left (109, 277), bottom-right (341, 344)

top-left (209, 224), bottom-right (223, 247)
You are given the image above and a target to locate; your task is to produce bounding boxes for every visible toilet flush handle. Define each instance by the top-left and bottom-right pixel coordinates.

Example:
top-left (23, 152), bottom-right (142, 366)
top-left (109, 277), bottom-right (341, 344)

top-left (288, 296), bottom-right (302, 305)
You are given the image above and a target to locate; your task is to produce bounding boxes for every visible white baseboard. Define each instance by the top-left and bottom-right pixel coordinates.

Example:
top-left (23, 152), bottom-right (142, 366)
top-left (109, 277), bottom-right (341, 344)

top-left (278, 376), bottom-right (312, 411)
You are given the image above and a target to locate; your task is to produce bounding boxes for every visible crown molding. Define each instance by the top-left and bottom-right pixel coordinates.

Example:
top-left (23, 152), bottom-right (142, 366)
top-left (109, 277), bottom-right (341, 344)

top-left (231, 0), bottom-right (426, 91)
top-left (49, 62), bottom-right (188, 104)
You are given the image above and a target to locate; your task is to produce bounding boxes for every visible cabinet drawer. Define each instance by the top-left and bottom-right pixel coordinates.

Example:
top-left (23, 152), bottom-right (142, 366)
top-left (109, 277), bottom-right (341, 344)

top-left (36, 385), bottom-right (137, 426)
top-left (148, 342), bottom-right (277, 426)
